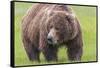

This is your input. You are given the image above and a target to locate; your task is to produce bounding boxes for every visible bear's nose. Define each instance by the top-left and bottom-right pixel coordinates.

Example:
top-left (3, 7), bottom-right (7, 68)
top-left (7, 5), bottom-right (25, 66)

top-left (47, 36), bottom-right (53, 44)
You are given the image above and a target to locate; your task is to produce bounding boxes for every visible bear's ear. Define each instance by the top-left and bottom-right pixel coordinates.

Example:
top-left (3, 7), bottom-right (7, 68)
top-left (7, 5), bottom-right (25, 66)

top-left (66, 13), bottom-right (79, 40)
top-left (66, 13), bottom-right (76, 23)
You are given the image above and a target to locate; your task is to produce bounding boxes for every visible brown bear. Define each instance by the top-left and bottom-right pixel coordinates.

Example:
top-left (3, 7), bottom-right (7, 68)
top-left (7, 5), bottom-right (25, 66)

top-left (22, 3), bottom-right (83, 62)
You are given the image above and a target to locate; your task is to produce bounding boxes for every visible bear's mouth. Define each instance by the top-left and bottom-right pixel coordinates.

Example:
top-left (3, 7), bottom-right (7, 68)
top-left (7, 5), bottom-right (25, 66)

top-left (47, 38), bottom-right (58, 45)
top-left (47, 40), bottom-right (57, 45)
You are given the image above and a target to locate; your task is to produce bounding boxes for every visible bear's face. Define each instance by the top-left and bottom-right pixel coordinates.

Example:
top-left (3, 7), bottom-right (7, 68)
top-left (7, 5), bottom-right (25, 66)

top-left (47, 12), bottom-right (72, 45)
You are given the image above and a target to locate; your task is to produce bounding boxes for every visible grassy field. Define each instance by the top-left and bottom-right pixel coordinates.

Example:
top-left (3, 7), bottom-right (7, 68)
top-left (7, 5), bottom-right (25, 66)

top-left (14, 2), bottom-right (97, 66)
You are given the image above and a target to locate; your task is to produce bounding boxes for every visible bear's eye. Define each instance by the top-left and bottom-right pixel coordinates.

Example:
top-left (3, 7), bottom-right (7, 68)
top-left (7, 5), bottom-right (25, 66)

top-left (50, 26), bottom-right (53, 29)
top-left (55, 27), bottom-right (60, 30)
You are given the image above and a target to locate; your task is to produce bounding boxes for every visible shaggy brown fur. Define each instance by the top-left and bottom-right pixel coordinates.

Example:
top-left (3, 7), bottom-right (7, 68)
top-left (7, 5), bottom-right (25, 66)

top-left (22, 3), bottom-right (83, 62)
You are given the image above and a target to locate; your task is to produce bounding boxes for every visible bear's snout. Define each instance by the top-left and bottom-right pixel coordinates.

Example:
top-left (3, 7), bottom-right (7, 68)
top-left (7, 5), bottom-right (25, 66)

top-left (47, 36), bottom-right (53, 45)
top-left (47, 28), bottom-right (58, 45)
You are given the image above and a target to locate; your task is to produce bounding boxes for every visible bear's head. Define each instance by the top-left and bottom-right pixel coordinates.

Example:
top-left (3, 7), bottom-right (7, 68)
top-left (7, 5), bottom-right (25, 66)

top-left (46, 11), bottom-right (76, 45)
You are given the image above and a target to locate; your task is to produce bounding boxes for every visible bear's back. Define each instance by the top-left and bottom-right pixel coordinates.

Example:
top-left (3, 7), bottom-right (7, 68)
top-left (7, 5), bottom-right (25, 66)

top-left (22, 3), bottom-right (72, 27)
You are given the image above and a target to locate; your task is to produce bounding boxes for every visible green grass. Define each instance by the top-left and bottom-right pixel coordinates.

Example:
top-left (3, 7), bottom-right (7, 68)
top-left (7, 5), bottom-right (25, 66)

top-left (14, 2), bottom-right (97, 66)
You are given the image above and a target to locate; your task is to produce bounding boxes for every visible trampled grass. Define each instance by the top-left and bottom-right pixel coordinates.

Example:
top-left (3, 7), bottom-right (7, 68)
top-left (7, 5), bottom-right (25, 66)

top-left (14, 2), bottom-right (97, 66)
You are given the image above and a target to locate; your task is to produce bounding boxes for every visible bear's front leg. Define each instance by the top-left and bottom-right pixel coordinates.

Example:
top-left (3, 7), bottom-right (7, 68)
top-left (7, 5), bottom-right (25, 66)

top-left (22, 38), bottom-right (40, 62)
top-left (43, 45), bottom-right (58, 62)
top-left (67, 34), bottom-right (83, 61)
top-left (39, 30), bottom-right (58, 62)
